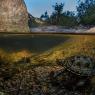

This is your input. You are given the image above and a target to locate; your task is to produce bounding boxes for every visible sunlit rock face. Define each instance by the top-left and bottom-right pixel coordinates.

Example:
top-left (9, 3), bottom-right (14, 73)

top-left (0, 0), bottom-right (29, 32)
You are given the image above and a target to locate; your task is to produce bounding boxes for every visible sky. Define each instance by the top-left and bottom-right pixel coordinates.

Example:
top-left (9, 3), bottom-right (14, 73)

top-left (24, 0), bottom-right (78, 18)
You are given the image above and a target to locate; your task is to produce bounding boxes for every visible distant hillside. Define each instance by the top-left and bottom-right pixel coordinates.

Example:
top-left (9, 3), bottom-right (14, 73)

top-left (28, 13), bottom-right (45, 28)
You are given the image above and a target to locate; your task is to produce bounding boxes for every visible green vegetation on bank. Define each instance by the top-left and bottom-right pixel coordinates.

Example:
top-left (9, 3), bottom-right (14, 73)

top-left (39, 0), bottom-right (95, 27)
top-left (77, 0), bottom-right (95, 25)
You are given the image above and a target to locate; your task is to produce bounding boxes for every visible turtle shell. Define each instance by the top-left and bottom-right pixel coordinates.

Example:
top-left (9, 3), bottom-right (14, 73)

top-left (62, 55), bottom-right (95, 77)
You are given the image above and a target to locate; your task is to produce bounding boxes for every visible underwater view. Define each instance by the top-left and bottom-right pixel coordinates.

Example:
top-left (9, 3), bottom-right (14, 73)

top-left (0, 0), bottom-right (95, 95)
top-left (0, 34), bottom-right (95, 95)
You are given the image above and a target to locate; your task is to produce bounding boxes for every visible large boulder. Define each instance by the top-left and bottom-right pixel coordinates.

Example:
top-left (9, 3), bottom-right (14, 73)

top-left (0, 0), bottom-right (29, 32)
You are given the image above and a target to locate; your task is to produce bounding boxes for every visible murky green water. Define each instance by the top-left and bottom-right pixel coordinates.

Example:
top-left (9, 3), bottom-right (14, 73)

top-left (0, 34), bottom-right (69, 53)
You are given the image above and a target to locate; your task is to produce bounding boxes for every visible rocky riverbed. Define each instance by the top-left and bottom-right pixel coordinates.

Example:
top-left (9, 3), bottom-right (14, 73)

top-left (0, 65), bottom-right (92, 95)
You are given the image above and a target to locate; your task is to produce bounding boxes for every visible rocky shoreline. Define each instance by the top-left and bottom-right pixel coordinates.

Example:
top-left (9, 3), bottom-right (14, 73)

top-left (31, 26), bottom-right (95, 33)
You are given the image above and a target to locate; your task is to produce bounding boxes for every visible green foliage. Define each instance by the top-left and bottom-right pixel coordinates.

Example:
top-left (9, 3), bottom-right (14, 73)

top-left (40, 11), bottom-right (50, 25)
top-left (51, 3), bottom-right (64, 24)
top-left (77, 0), bottom-right (95, 25)
top-left (59, 11), bottom-right (78, 27)
top-left (39, 1), bottom-right (95, 26)
top-left (40, 11), bottom-right (49, 21)
top-left (42, 3), bottom-right (78, 27)
top-left (49, 3), bottom-right (64, 25)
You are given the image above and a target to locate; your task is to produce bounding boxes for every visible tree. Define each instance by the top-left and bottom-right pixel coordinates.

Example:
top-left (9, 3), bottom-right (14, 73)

top-left (49, 3), bottom-right (78, 27)
top-left (40, 2), bottom-right (78, 27)
top-left (50, 3), bottom-right (64, 25)
top-left (77, 0), bottom-right (95, 25)
top-left (61, 11), bottom-right (78, 27)
top-left (40, 11), bottom-right (49, 21)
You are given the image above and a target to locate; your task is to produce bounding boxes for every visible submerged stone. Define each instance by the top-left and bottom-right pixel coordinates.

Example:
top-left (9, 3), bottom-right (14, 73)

top-left (52, 55), bottom-right (95, 93)
top-left (57, 55), bottom-right (95, 76)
